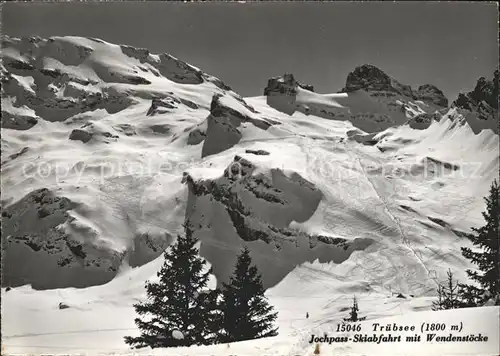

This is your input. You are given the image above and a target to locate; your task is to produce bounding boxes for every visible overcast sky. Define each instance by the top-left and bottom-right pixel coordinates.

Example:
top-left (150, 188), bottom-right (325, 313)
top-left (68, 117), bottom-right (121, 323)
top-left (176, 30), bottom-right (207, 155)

top-left (2, 2), bottom-right (498, 101)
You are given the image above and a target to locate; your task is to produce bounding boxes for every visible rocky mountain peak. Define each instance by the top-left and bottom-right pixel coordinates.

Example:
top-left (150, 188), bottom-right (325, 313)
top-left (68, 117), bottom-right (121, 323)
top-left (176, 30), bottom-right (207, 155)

top-left (342, 64), bottom-right (448, 108)
top-left (263, 73), bottom-right (314, 96)
top-left (343, 64), bottom-right (414, 98)
top-left (451, 70), bottom-right (498, 134)
top-left (455, 70), bottom-right (499, 110)
top-left (343, 64), bottom-right (394, 93)
top-left (453, 70), bottom-right (498, 111)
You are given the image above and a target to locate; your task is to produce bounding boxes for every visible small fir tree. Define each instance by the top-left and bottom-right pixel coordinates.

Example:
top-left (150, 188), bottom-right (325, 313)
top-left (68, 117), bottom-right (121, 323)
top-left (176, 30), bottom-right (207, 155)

top-left (344, 296), bottom-right (366, 322)
top-left (218, 247), bottom-right (278, 343)
top-left (432, 270), bottom-right (463, 310)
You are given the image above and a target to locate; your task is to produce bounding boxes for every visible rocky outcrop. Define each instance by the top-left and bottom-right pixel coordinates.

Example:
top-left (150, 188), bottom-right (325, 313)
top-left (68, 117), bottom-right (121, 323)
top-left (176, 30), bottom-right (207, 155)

top-left (264, 74), bottom-right (315, 116)
top-left (69, 128), bottom-right (94, 143)
top-left (187, 127), bottom-right (207, 145)
top-left (201, 94), bottom-right (273, 158)
top-left (112, 123), bottom-right (136, 136)
top-left (146, 97), bottom-right (177, 116)
top-left (146, 96), bottom-right (199, 118)
top-left (120, 44), bottom-right (203, 85)
top-left (263, 73), bottom-right (314, 96)
top-left (120, 43), bottom-right (232, 91)
top-left (1, 64), bottom-right (133, 122)
top-left (452, 71), bottom-right (498, 134)
top-left (69, 122), bottom-right (119, 143)
top-left (1, 35), bottom-right (220, 126)
top-left (342, 64), bottom-right (414, 98)
top-left (454, 71), bottom-right (498, 111)
top-left (342, 65), bottom-right (449, 109)
top-left (407, 112), bottom-right (442, 130)
top-left (1, 109), bottom-right (39, 130)
top-left (182, 156), bottom-right (374, 288)
top-left (1, 188), bottom-right (127, 289)
top-left (415, 84), bottom-right (448, 107)
top-left (263, 67), bottom-right (448, 133)
top-left (245, 149), bottom-right (270, 156)
top-left (128, 232), bottom-right (173, 267)
top-left (182, 155), bottom-right (323, 243)
top-left (149, 124), bottom-right (172, 135)
top-left (1, 187), bottom-right (173, 289)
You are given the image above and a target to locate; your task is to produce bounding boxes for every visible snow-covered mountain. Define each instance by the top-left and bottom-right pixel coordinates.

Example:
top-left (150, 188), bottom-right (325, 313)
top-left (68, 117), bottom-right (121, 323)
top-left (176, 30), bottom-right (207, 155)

top-left (1, 36), bottom-right (498, 355)
top-left (263, 66), bottom-right (450, 135)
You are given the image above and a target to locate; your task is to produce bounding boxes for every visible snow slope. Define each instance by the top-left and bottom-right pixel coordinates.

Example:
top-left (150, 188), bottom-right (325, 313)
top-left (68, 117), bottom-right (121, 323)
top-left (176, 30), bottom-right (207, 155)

top-left (1, 36), bottom-right (499, 355)
top-left (2, 263), bottom-right (499, 355)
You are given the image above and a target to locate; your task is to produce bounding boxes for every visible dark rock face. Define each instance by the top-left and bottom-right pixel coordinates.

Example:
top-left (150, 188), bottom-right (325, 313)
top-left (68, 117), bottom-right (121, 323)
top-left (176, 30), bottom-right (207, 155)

top-left (263, 73), bottom-right (314, 96)
top-left (187, 128), bottom-right (206, 145)
top-left (128, 232), bottom-right (173, 268)
top-left (145, 95), bottom-right (199, 117)
top-left (245, 149), bottom-right (270, 156)
top-left (407, 112), bottom-right (442, 130)
top-left (454, 71), bottom-right (499, 110)
top-left (146, 97), bottom-right (178, 116)
top-left (263, 67), bottom-right (448, 133)
top-left (120, 44), bottom-right (203, 85)
top-left (69, 123), bottom-right (119, 143)
top-left (451, 71), bottom-right (499, 134)
top-left (183, 156), bottom-right (323, 243)
top-left (454, 93), bottom-right (472, 110)
top-left (149, 124), bottom-right (172, 135)
top-left (59, 302), bottom-right (70, 309)
top-left (120, 43), bottom-right (231, 91)
top-left (2, 186), bottom-right (174, 289)
top-left (343, 64), bottom-right (413, 99)
top-left (264, 74), bottom-right (315, 116)
top-left (201, 94), bottom-right (273, 158)
top-left (342, 64), bottom-right (448, 108)
top-left (343, 64), bottom-right (396, 93)
top-left (1, 111), bottom-right (39, 130)
top-left (202, 114), bottom-right (243, 158)
top-left (181, 156), bottom-right (374, 289)
top-left (8, 147), bottom-right (30, 161)
top-left (69, 129), bottom-right (93, 143)
top-left (1, 35), bottom-right (217, 126)
top-left (1, 66), bottom-right (133, 123)
top-left (1, 188), bottom-right (126, 289)
top-left (415, 84), bottom-right (448, 107)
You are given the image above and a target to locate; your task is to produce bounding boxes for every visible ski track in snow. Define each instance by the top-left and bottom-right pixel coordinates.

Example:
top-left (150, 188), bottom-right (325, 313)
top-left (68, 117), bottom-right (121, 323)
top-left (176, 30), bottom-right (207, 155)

top-left (346, 143), bottom-right (439, 289)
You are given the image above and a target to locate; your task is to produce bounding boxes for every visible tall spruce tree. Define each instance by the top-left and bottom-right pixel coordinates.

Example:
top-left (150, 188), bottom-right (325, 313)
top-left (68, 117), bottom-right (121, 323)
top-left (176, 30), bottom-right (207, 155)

top-left (124, 230), bottom-right (218, 349)
top-left (218, 247), bottom-right (278, 343)
top-left (460, 179), bottom-right (500, 306)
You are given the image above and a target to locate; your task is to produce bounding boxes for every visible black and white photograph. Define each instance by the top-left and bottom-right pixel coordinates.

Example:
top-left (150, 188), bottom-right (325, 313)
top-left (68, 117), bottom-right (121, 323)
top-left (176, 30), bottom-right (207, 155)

top-left (1, 2), bottom-right (499, 355)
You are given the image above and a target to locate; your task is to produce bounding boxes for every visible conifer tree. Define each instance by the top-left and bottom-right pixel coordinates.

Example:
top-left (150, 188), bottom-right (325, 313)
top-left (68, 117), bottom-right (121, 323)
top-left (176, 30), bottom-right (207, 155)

top-left (343, 296), bottom-right (366, 322)
top-left (218, 247), bottom-right (278, 343)
top-left (459, 179), bottom-right (500, 306)
top-left (432, 270), bottom-right (463, 310)
top-left (124, 229), bottom-right (218, 349)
